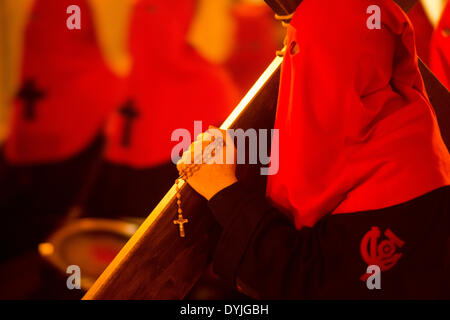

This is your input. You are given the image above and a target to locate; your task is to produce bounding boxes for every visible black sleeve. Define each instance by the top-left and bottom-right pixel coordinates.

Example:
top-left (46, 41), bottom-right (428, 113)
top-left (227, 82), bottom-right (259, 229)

top-left (208, 181), bottom-right (324, 299)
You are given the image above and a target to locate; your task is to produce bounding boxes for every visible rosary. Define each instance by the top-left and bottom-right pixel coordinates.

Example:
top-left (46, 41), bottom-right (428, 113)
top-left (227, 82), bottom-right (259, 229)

top-left (173, 136), bottom-right (221, 238)
top-left (173, 165), bottom-right (199, 238)
top-left (173, 13), bottom-right (292, 238)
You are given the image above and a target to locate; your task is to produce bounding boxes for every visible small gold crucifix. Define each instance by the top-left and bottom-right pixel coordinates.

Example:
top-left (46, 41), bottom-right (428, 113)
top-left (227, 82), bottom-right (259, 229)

top-left (173, 214), bottom-right (188, 237)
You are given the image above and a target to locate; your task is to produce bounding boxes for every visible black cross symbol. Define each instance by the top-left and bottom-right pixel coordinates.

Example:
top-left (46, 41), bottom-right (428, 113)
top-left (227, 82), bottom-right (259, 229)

top-left (17, 79), bottom-right (45, 121)
top-left (119, 100), bottom-right (139, 147)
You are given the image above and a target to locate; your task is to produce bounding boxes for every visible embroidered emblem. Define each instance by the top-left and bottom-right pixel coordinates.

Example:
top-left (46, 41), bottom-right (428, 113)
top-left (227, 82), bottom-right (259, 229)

top-left (360, 226), bottom-right (405, 281)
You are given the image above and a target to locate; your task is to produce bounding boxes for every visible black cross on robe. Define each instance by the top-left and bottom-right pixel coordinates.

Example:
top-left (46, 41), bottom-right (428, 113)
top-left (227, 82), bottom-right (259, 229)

top-left (119, 100), bottom-right (139, 147)
top-left (17, 79), bottom-right (45, 121)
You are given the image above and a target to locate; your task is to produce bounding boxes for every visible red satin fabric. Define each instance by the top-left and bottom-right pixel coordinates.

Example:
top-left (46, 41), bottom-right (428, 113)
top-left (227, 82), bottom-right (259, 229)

top-left (5, 0), bottom-right (125, 164)
top-left (430, 2), bottom-right (450, 89)
top-left (104, 0), bottom-right (238, 168)
top-left (267, 0), bottom-right (450, 230)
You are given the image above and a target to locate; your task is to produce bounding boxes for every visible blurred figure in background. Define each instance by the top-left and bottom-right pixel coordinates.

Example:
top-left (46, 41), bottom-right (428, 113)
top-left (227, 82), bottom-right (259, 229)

top-left (84, 0), bottom-right (239, 218)
top-left (0, 0), bottom-right (126, 260)
top-left (408, 0), bottom-right (449, 89)
top-left (430, 0), bottom-right (450, 89)
top-left (0, 0), bottom-right (31, 145)
top-left (225, 0), bottom-right (283, 95)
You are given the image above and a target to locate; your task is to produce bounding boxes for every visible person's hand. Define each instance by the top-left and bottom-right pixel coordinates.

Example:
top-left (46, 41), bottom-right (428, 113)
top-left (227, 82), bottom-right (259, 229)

top-left (177, 127), bottom-right (238, 200)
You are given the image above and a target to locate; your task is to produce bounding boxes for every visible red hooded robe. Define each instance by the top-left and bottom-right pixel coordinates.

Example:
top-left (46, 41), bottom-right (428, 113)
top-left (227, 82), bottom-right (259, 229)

top-left (5, 0), bottom-right (124, 164)
top-left (266, 0), bottom-right (450, 230)
top-left (104, 0), bottom-right (238, 168)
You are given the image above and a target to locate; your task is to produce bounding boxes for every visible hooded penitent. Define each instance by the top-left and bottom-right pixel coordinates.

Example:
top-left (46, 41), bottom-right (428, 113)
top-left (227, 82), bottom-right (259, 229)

top-left (104, 0), bottom-right (238, 168)
top-left (266, 0), bottom-right (450, 230)
top-left (5, 0), bottom-right (125, 164)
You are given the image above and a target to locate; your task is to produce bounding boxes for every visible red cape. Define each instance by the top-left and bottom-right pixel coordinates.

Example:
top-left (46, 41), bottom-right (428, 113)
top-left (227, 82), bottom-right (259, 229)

top-left (266, 0), bottom-right (450, 229)
top-left (5, 0), bottom-right (125, 164)
top-left (105, 0), bottom-right (238, 168)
